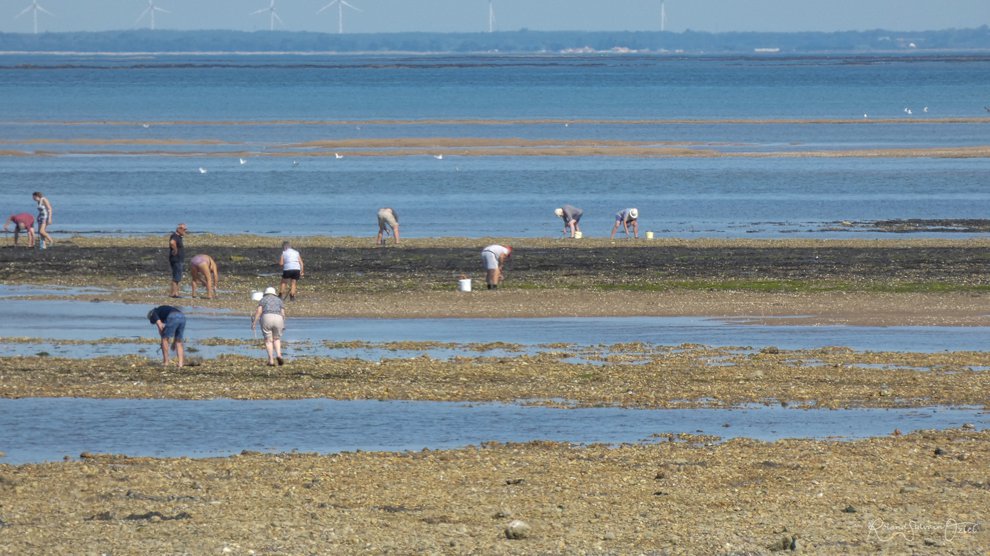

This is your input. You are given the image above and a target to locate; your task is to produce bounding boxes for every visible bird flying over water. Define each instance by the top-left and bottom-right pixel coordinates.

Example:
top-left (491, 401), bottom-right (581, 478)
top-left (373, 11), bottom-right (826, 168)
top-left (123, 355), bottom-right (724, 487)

top-left (335, 152), bottom-right (343, 159)
top-left (239, 158), bottom-right (247, 165)
top-left (198, 167), bottom-right (207, 174)
top-left (434, 154), bottom-right (443, 160)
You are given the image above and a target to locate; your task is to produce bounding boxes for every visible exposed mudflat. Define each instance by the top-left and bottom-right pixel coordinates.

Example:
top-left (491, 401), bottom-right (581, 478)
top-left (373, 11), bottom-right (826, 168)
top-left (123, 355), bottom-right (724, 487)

top-left (0, 430), bottom-right (986, 554)
top-left (2, 347), bottom-right (989, 408)
top-left (1, 236), bottom-right (988, 324)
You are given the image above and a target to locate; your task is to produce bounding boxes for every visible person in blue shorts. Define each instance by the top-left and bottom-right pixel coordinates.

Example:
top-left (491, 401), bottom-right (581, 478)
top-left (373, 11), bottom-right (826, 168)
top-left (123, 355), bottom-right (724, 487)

top-left (148, 305), bottom-right (186, 367)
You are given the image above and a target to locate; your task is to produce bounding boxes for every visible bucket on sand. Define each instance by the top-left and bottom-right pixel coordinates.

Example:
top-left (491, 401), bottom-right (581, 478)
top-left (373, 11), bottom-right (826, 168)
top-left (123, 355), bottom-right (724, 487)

top-left (458, 278), bottom-right (472, 292)
top-left (646, 231), bottom-right (654, 240)
top-left (573, 231), bottom-right (583, 239)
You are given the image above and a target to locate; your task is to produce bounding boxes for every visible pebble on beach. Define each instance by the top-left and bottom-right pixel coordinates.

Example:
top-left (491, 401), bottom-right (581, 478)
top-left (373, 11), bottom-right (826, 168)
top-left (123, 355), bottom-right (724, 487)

top-left (505, 519), bottom-right (531, 539)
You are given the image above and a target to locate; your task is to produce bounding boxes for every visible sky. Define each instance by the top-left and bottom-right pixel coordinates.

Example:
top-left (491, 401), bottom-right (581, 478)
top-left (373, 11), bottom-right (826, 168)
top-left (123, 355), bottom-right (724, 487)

top-left (1, 0), bottom-right (988, 34)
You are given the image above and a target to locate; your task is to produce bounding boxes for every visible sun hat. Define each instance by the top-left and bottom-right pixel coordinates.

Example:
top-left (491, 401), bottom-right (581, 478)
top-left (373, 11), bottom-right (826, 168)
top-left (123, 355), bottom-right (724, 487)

top-left (264, 287), bottom-right (278, 296)
top-left (554, 208), bottom-right (564, 217)
top-left (629, 208), bottom-right (639, 219)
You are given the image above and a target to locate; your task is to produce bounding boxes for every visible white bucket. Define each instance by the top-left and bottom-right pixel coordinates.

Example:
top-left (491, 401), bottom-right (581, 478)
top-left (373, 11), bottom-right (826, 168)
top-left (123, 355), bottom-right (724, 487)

top-left (646, 231), bottom-right (654, 240)
top-left (458, 278), bottom-right (472, 292)
top-left (251, 291), bottom-right (264, 301)
top-left (573, 231), bottom-right (583, 239)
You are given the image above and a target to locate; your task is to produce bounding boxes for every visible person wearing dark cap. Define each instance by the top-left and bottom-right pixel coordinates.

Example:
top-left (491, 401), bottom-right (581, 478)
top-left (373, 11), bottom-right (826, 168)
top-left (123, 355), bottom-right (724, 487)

top-left (148, 305), bottom-right (185, 367)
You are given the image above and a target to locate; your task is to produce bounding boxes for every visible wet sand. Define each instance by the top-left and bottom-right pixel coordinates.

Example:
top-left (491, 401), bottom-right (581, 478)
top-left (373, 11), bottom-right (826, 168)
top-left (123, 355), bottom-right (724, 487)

top-left (2, 347), bottom-right (989, 407)
top-left (2, 236), bottom-right (988, 325)
top-left (0, 430), bottom-right (986, 554)
top-left (2, 235), bottom-right (988, 554)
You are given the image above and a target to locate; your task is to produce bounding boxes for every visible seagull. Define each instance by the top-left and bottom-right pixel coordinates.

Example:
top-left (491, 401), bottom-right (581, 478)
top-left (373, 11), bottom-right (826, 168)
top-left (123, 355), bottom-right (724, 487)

top-left (292, 160), bottom-right (299, 167)
top-left (985, 106), bottom-right (990, 113)
top-left (863, 113), bottom-right (869, 119)
top-left (239, 158), bottom-right (247, 165)
top-left (198, 167), bottom-right (207, 174)
top-left (141, 123), bottom-right (150, 129)
top-left (334, 152), bottom-right (343, 159)
top-left (434, 154), bottom-right (444, 160)
top-left (905, 108), bottom-right (913, 115)
top-left (923, 106), bottom-right (928, 113)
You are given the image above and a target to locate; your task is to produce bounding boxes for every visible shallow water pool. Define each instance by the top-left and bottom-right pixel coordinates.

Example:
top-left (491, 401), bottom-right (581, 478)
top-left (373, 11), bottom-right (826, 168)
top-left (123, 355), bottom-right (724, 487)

top-left (0, 398), bottom-right (985, 465)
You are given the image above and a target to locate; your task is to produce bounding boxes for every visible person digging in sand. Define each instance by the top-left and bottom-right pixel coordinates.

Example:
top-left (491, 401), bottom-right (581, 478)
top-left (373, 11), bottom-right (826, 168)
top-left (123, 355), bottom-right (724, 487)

top-left (610, 208), bottom-right (639, 239)
top-left (3, 213), bottom-right (35, 247)
top-left (481, 244), bottom-right (512, 290)
top-left (147, 305), bottom-right (185, 367)
top-left (554, 204), bottom-right (583, 238)
top-left (189, 253), bottom-right (219, 299)
top-left (376, 207), bottom-right (400, 245)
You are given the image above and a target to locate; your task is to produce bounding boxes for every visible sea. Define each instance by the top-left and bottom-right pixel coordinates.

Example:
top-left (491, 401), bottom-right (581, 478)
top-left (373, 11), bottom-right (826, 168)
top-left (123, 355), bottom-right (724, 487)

top-left (1, 52), bottom-right (989, 239)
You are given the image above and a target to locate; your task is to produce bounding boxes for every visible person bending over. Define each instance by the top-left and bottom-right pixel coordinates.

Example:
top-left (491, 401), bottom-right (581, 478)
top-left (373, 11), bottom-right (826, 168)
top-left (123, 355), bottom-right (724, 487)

top-left (610, 208), bottom-right (639, 239)
top-left (148, 305), bottom-right (185, 367)
top-left (189, 253), bottom-right (220, 299)
top-left (3, 213), bottom-right (35, 247)
top-left (376, 207), bottom-right (400, 245)
top-left (481, 244), bottom-right (512, 290)
top-left (554, 204), bottom-right (583, 238)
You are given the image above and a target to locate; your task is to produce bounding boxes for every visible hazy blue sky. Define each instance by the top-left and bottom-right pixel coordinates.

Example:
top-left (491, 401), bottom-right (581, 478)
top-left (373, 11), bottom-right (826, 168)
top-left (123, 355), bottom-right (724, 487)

top-left (2, 0), bottom-right (988, 34)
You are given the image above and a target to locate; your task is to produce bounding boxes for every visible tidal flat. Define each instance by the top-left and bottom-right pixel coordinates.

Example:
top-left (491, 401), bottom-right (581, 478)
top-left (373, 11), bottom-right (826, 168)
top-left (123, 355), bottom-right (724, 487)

top-left (1, 235), bottom-right (988, 554)
top-left (0, 431), bottom-right (987, 554)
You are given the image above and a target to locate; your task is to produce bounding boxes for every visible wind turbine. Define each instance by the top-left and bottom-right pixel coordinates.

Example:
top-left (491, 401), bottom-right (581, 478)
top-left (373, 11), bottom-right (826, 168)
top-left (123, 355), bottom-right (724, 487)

top-left (16, 0), bottom-right (53, 35)
top-left (317, 0), bottom-right (361, 34)
top-left (250, 0), bottom-right (283, 31)
top-left (136, 1), bottom-right (170, 31)
top-left (488, 0), bottom-right (495, 33)
top-left (660, 1), bottom-right (666, 32)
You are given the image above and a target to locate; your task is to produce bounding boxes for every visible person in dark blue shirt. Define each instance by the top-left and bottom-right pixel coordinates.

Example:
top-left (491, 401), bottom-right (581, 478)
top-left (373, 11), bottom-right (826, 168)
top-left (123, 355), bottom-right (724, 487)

top-left (148, 305), bottom-right (186, 367)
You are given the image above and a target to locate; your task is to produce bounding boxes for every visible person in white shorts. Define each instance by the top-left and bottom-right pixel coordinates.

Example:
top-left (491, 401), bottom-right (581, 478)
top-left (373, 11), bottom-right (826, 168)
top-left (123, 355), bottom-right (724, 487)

top-left (481, 244), bottom-right (512, 290)
top-left (376, 207), bottom-right (400, 245)
top-left (251, 287), bottom-right (286, 366)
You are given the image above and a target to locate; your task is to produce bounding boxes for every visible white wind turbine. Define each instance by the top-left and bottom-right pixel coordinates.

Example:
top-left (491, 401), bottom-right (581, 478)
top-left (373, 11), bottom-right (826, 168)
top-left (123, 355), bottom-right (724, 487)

top-left (251, 0), bottom-right (283, 31)
top-left (488, 0), bottom-right (496, 33)
top-left (136, 0), bottom-right (170, 31)
top-left (317, 0), bottom-right (361, 34)
top-left (16, 0), bottom-right (53, 35)
top-left (660, 1), bottom-right (666, 32)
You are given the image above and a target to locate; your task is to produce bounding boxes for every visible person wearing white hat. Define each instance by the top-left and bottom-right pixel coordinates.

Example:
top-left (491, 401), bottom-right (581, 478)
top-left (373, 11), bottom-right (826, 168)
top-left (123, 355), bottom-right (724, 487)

top-left (554, 204), bottom-right (583, 238)
top-left (610, 208), bottom-right (640, 239)
top-left (251, 286), bottom-right (286, 366)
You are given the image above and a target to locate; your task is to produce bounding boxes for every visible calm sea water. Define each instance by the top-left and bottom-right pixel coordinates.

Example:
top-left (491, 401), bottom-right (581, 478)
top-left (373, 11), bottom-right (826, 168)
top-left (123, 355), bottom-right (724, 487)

top-left (1, 53), bottom-right (989, 237)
